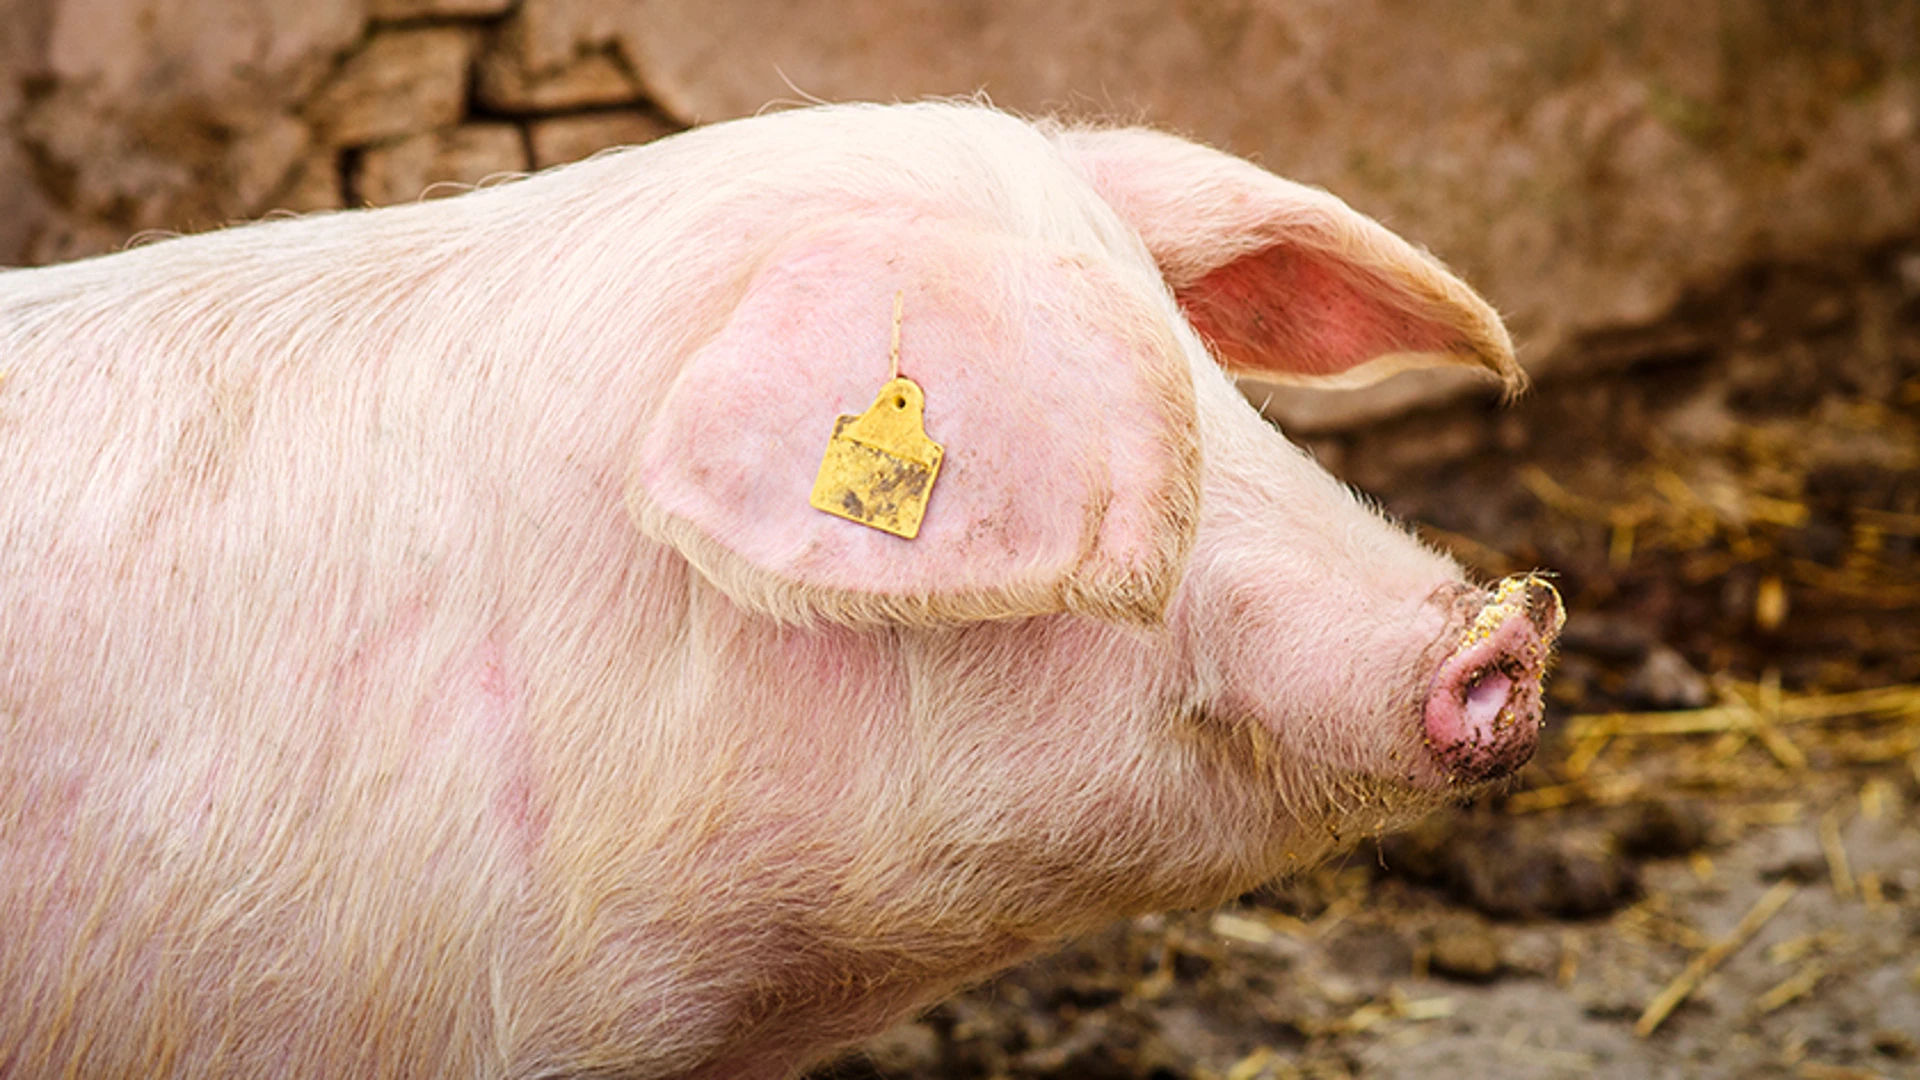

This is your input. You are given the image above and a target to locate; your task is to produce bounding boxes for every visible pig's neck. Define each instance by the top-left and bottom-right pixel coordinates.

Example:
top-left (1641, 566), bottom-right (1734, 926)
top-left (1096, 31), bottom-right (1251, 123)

top-left (501, 578), bottom-right (1306, 1076)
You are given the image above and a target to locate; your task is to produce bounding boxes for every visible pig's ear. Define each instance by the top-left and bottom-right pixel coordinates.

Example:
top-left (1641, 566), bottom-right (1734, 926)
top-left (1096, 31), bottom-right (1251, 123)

top-left (628, 218), bottom-right (1199, 628)
top-left (1057, 126), bottom-right (1522, 392)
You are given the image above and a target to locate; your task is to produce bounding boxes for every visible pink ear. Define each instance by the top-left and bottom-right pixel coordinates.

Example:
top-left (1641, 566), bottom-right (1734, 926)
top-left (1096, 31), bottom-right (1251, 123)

top-left (629, 214), bottom-right (1198, 627)
top-left (1057, 127), bottom-right (1522, 392)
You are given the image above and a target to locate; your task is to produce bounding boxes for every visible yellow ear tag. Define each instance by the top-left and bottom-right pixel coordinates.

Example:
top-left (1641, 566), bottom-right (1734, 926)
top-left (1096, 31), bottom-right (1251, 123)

top-left (809, 293), bottom-right (944, 539)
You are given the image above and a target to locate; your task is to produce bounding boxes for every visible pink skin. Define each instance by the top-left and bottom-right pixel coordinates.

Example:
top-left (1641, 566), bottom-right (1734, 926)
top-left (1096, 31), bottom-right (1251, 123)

top-left (1422, 578), bottom-right (1565, 783)
top-left (0, 103), bottom-right (1556, 1078)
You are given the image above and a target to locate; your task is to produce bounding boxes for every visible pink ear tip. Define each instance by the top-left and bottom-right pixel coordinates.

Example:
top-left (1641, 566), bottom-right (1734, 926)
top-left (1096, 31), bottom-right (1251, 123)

top-left (1422, 578), bottom-right (1563, 784)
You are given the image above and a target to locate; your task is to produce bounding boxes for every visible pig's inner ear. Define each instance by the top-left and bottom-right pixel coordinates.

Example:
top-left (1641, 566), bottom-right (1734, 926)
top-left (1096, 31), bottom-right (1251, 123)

top-left (628, 216), bottom-right (1199, 628)
top-left (1058, 126), bottom-right (1523, 393)
top-left (1179, 244), bottom-right (1506, 391)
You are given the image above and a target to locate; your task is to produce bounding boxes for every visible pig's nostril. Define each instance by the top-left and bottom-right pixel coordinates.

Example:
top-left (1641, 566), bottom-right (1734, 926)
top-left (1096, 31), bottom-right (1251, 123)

top-left (1463, 670), bottom-right (1512, 730)
top-left (1424, 582), bottom-right (1559, 784)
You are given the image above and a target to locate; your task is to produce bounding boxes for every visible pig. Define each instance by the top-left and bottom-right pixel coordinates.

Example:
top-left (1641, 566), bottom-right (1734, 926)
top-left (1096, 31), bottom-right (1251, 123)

top-left (0, 102), bottom-right (1561, 1078)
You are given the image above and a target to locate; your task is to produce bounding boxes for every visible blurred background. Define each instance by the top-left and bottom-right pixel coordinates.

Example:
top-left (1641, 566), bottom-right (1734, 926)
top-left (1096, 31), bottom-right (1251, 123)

top-left (3, 2), bottom-right (1916, 1077)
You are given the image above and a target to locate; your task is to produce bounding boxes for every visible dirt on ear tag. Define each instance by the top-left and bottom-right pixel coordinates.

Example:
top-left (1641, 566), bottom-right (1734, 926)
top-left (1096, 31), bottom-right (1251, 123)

top-left (810, 376), bottom-right (944, 539)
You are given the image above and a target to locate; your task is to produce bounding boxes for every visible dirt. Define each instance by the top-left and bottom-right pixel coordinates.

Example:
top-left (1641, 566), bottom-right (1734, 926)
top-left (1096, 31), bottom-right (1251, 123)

top-left (810, 241), bottom-right (1920, 1080)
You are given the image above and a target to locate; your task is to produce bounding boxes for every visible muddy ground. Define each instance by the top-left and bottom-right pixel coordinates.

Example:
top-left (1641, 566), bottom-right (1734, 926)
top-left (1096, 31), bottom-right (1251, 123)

top-left (812, 242), bottom-right (1920, 1080)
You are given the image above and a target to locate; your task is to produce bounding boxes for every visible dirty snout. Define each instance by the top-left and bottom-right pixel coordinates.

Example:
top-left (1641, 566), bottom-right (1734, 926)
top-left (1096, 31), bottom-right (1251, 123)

top-left (1422, 576), bottom-right (1565, 784)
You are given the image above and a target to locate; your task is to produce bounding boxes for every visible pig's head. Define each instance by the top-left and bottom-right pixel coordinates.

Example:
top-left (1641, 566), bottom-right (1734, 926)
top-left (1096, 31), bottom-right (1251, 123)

top-left (625, 104), bottom-right (1561, 895)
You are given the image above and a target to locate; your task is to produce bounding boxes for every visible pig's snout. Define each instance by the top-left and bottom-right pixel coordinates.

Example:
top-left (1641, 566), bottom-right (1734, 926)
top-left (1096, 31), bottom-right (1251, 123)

top-left (1422, 575), bottom-right (1565, 784)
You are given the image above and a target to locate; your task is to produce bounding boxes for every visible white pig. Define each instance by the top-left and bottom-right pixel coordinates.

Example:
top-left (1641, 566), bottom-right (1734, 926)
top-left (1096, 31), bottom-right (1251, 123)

top-left (0, 102), bottom-right (1561, 1078)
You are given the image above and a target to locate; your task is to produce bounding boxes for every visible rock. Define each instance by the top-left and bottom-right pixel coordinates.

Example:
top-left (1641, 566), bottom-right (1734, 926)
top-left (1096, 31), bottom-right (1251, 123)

top-left (506, 0), bottom-right (628, 82)
top-left (307, 28), bottom-right (477, 147)
top-left (1, 0), bottom-right (361, 262)
top-left (1379, 815), bottom-right (1641, 920)
top-left (1614, 798), bottom-right (1715, 860)
top-left (354, 123), bottom-right (528, 206)
top-left (0, 0), bottom-right (50, 119)
top-left (526, 111), bottom-right (677, 168)
top-left (1622, 645), bottom-right (1712, 709)
top-left (1428, 921), bottom-right (1504, 983)
top-left (43, 0), bottom-right (363, 103)
top-left (24, 216), bottom-right (128, 266)
top-left (0, 135), bottom-right (54, 267)
top-left (272, 149), bottom-right (349, 213)
top-left (0, 0), bottom-right (51, 262)
top-left (370, 0), bottom-right (512, 17)
top-left (1498, 926), bottom-right (1568, 979)
top-left (1323, 923), bottom-right (1414, 985)
top-left (477, 19), bottom-right (644, 113)
top-left (17, 85), bottom-right (203, 227)
top-left (477, 50), bottom-right (641, 113)
top-left (225, 114), bottom-right (314, 214)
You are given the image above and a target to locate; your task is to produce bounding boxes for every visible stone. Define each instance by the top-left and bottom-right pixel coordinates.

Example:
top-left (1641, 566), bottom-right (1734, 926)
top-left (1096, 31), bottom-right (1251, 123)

top-left (1322, 923), bottom-right (1414, 987)
top-left (1, 0), bottom-right (360, 263)
top-left (273, 149), bottom-right (349, 214)
top-left (1380, 816), bottom-right (1642, 920)
top-left (1428, 922), bottom-right (1504, 983)
top-left (1614, 798), bottom-right (1714, 860)
top-left (307, 28), bottom-right (477, 148)
top-left (354, 123), bottom-right (529, 207)
top-left (17, 85), bottom-right (201, 227)
top-left (477, 19), bottom-right (644, 113)
top-left (0, 133), bottom-right (53, 268)
top-left (526, 111), bottom-right (677, 169)
top-left (476, 49), bottom-right (643, 114)
top-left (225, 114), bottom-right (315, 214)
top-left (23, 216), bottom-right (129, 266)
top-left (45, 0), bottom-right (364, 103)
top-left (1, 0), bottom-right (51, 108)
top-left (509, 0), bottom-right (628, 80)
top-left (370, 0), bottom-right (511, 17)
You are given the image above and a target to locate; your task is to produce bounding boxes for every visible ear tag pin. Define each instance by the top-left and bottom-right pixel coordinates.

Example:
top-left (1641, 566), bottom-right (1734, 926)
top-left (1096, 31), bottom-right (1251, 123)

top-left (809, 292), bottom-right (944, 539)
